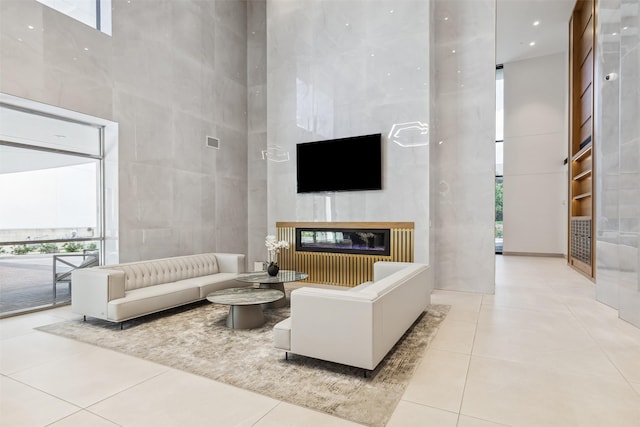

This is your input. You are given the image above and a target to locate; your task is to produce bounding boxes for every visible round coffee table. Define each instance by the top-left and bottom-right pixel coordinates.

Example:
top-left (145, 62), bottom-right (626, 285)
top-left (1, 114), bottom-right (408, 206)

top-left (206, 287), bottom-right (284, 329)
top-left (235, 270), bottom-right (308, 308)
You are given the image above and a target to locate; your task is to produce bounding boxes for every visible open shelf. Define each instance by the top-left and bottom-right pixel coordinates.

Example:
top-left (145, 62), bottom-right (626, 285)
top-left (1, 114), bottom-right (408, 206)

top-left (572, 169), bottom-right (592, 181)
top-left (573, 191), bottom-right (592, 200)
top-left (572, 143), bottom-right (592, 162)
top-left (568, 0), bottom-right (595, 279)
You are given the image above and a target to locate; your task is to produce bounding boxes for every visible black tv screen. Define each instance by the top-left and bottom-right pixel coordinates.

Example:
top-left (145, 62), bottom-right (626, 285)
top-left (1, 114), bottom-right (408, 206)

top-left (296, 133), bottom-right (382, 193)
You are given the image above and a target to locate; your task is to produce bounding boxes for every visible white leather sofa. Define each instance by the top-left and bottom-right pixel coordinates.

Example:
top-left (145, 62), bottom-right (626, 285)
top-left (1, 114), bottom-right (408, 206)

top-left (273, 261), bottom-right (432, 371)
top-left (72, 253), bottom-right (245, 323)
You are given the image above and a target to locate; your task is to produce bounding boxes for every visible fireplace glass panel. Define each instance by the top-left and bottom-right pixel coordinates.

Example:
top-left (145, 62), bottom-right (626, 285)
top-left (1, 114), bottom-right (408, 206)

top-left (296, 228), bottom-right (391, 256)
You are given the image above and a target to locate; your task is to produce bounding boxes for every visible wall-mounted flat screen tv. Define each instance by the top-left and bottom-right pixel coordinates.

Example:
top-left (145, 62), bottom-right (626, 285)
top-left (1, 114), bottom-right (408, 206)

top-left (296, 133), bottom-right (382, 193)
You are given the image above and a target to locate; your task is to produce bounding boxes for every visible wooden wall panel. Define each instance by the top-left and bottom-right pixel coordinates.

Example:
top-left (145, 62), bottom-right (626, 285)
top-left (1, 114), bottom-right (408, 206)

top-left (568, 0), bottom-right (595, 279)
top-left (275, 222), bottom-right (414, 287)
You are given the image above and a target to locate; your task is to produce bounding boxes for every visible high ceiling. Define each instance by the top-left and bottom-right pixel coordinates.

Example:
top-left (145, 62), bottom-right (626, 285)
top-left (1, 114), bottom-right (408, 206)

top-left (497, 0), bottom-right (577, 65)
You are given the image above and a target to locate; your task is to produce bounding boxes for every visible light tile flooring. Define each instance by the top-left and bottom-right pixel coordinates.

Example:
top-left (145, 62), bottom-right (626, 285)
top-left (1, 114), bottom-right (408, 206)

top-left (1, 256), bottom-right (639, 426)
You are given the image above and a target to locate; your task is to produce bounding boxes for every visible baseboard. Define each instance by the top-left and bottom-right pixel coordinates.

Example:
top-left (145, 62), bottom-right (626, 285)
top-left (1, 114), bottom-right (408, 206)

top-left (502, 252), bottom-right (566, 258)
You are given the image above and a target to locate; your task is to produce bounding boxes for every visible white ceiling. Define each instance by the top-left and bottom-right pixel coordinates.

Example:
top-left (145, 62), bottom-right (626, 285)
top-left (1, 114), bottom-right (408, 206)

top-left (0, 145), bottom-right (93, 175)
top-left (497, 0), bottom-right (577, 65)
top-left (0, 105), bottom-right (100, 174)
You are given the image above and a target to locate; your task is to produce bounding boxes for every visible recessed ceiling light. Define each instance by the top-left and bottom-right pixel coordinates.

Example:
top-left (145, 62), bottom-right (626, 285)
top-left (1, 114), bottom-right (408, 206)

top-left (533, 20), bottom-right (540, 26)
top-left (27, 25), bottom-right (34, 30)
top-left (623, 26), bottom-right (629, 30)
top-left (444, 17), bottom-right (449, 21)
top-left (84, 47), bottom-right (89, 51)
top-left (452, 49), bottom-right (456, 53)
top-left (529, 41), bottom-right (536, 46)
top-left (345, 23), bottom-right (349, 27)
top-left (612, 32), bottom-right (618, 36)
top-left (371, 53), bottom-right (375, 57)
top-left (389, 9), bottom-right (394, 14)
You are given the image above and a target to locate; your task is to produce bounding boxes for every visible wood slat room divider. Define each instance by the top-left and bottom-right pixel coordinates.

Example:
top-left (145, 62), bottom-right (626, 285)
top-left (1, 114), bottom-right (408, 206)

top-left (275, 222), bottom-right (414, 287)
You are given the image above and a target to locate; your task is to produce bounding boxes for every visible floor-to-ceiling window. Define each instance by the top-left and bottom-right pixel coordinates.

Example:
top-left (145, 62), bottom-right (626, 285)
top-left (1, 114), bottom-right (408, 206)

top-left (0, 104), bottom-right (104, 316)
top-left (35, 0), bottom-right (112, 35)
top-left (495, 66), bottom-right (504, 254)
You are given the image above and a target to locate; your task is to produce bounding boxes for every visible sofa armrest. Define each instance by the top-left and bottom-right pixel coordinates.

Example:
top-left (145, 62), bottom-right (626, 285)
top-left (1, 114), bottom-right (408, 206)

top-left (71, 268), bottom-right (125, 320)
top-left (289, 287), bottom-right (380, 370)
top-left (373, 261), bottom-right (415, 281)
top-left (213, 253), bottom-right (246, 273)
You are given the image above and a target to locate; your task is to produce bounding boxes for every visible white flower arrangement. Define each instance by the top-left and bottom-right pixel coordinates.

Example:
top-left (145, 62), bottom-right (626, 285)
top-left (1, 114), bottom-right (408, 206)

top-left (265, 235), bottom-right (289, 265)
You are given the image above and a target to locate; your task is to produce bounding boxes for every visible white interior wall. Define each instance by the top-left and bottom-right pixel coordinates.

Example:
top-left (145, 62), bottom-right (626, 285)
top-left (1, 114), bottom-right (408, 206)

top-left (503, 53), bottom-right (568, 256)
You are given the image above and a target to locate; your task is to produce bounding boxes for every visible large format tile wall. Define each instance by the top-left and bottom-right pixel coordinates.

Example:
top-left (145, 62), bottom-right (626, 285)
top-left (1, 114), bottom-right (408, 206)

top-left (429, 0), bottom-right (496, 293)
top-left (264, 0), bottom-right (431, 263)
top-left (595, 0), bottom-right (640, 328)
top-left (0, 0), bottom-right (249, 263)
top-left (247, 0), bottom-right (268, 266)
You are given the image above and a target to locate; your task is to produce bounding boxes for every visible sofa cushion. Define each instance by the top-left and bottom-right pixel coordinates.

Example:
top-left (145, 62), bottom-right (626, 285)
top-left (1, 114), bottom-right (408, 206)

top-left (106, 254), bottom-right (220, 291)
top-left (107, 281), bottom-right (200, 321)
top-left (176, 273), bottom-right (246, 299)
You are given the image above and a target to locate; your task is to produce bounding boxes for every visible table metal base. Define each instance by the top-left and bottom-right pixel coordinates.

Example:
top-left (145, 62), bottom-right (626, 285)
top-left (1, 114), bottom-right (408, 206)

top-left (259, 282), bottom-right (287, 309)
top-left (226, 304), bottom-right (265, 329)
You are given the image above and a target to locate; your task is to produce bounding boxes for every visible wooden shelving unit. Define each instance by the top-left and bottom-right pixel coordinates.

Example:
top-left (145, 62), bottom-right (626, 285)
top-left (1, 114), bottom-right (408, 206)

top-left (568, 0), bottom-right (595, 278)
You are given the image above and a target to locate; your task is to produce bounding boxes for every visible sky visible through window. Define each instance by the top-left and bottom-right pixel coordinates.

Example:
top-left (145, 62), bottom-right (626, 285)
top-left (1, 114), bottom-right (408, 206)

top-left (36, 0), bottom-right (112, 36)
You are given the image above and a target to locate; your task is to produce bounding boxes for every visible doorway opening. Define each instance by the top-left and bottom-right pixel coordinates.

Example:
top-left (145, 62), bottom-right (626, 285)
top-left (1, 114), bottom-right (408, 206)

top-left (0, 96), bottom-right (118, 317)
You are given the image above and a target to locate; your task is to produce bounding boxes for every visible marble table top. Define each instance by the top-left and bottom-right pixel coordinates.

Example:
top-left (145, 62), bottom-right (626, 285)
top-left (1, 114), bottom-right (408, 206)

top-left (206, 287), bottom-right (284, 306)
top-left (236, 270), bottom-right (308, 284)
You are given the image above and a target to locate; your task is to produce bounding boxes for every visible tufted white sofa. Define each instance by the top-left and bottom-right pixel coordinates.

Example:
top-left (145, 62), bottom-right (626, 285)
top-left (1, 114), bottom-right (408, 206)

top-left (273, 261), bottom-right (432, 371)
top-left (72, 253), bottom-right (245, 323)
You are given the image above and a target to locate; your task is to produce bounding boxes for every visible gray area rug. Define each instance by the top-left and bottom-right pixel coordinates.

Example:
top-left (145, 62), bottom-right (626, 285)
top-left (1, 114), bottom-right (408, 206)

top-left (37, 293), bottom-right (449, 427)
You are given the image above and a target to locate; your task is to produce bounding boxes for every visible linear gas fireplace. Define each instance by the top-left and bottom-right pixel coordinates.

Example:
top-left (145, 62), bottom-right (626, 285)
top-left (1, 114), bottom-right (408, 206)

top-left (276, 222), bottom-right (414, 287)
top-left (296, 228), bottom-right (391, 256)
